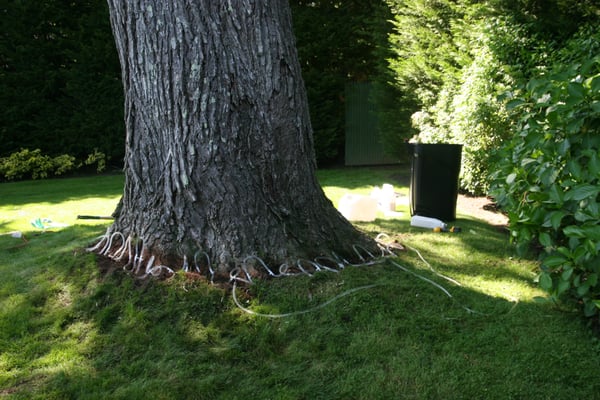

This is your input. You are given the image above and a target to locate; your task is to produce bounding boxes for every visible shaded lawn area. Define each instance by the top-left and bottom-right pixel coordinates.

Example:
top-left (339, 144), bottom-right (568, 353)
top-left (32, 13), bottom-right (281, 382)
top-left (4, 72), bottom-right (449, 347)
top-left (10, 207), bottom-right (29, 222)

top-left (1, 167), bottom-right (599, 399)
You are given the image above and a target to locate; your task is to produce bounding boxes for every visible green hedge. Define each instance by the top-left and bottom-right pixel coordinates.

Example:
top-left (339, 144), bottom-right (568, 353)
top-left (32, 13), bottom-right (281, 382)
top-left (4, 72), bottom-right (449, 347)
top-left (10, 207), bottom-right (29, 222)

top-left (0, 148), bottom-right (107, 182)
top-left (491, 25), bottom-right (600, 317)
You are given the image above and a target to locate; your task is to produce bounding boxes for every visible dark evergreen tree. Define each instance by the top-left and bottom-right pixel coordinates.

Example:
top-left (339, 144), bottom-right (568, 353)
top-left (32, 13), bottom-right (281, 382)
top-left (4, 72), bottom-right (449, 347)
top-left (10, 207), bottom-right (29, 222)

top-left (0, 1), bottom-right (123, 163)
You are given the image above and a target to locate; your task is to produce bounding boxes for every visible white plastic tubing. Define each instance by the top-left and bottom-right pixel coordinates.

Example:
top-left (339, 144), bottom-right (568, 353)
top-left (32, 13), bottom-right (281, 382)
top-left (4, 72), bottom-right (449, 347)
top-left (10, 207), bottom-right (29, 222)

top-left (87, 230), bottom-right (494, 318)
top-left (87, 228), bottom-right (387, 283)
top-left (86, 228), bottom-right (175, 279)
top-left (231, 234), bottom-right (489, 318)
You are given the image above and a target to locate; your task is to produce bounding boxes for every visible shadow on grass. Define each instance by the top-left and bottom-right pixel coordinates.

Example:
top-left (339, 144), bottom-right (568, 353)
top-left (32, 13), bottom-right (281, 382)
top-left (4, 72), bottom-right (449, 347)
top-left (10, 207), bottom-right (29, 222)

top-left (0, 221), bottom-right (12, 234)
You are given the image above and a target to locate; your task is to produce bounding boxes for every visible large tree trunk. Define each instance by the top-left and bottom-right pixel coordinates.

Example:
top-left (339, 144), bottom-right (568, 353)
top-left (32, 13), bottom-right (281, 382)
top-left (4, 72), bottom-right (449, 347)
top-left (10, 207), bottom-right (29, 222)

top-left (103, 0), bottom-right (377, 277)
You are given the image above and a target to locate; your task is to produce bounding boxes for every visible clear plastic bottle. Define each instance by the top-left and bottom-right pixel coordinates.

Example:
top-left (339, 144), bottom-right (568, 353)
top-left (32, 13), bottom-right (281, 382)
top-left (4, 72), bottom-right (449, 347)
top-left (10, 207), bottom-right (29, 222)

top-left (410, 215), bottom-right (446, 230)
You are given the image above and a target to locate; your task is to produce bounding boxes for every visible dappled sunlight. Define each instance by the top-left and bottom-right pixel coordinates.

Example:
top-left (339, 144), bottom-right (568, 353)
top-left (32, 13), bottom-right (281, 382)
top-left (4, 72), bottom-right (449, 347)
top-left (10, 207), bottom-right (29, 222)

top-left (31, 344), bottom-right (93, 375)
top-left (380, 256), bottom-right (530, 313)
top-left (1, 226), bottom-right (596, 398)
top-left (0, 288), bottom-right (100, 395)
top-left (345, 206), bottom-right (544, 309)
top-left (0, 175), bottom-right (123, 233)
top-left (388, 228), bottom-right (543, 305)
top-left (183, 319), bottom-right (220, 344)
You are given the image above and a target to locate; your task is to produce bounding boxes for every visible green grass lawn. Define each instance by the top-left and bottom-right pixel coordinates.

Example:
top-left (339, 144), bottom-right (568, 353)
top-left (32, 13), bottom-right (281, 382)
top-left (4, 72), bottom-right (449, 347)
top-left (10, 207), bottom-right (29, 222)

top-left (1, 167), bottom-right (599, 399)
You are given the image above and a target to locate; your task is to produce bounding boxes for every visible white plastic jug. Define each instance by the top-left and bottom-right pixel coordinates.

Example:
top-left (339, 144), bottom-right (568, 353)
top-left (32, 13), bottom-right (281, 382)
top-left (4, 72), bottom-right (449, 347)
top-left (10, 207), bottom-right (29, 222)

top-left (380, 184), bottom-right (396, 211)
top-left (338, 194), bottom-right (378, 222)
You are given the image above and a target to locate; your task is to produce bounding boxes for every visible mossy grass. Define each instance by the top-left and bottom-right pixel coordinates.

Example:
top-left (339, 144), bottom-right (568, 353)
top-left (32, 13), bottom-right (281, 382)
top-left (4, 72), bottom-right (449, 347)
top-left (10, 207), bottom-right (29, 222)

top-left (1, 168), bottom-right (599, 399)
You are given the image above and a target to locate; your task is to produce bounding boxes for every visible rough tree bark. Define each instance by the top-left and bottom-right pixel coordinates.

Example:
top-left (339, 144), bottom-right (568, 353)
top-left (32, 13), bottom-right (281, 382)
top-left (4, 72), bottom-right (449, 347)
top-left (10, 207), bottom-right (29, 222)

top-left (103, 0), bottom-right (377, 276)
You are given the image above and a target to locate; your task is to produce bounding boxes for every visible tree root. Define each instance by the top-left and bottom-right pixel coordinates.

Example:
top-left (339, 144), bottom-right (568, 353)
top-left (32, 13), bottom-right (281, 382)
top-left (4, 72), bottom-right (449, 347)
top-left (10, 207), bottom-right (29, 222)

top-left (87, 228), bottom-right (403, 284)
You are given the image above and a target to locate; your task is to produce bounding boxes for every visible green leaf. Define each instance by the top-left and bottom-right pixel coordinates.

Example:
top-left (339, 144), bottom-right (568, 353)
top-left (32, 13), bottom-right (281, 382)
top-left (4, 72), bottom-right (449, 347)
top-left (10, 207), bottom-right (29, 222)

top-left (539, 272), bottom-right (553, 291)
top-left (590, 74), bottom-right (600, 93)
top-left (584, 301), bottom-right (598, 317)
top-left (506, 99), bottom-right (526, 110)
top-left (582, 225), bottom-right (600, 241)
top-left (539, 232), bottom-right (552, 248)
top-left (573, 245), bottom-right (589, 261)
top-left (557, 139), bottom-right (570, 156)
top-left (566, 160), bottom-right (583, 180)
top-left (527, 78), bottom-right (547, 93)
top-left (542, 253), bottom-right (568, 268)
top-left (588, 152), bottom-right (600, 177)
top-left (550, 210), bottom-right (567, 230)
top-left (563, 225), bottom-right (586, 238)
top-left (569, 236), bottom-right (581, 249)
top-left (561, 267), bottom-right (573, 281)
top-left (584, 238), bottom-right (597, 254)
top-left (574, 210), bottom-right (593, 222)
top-left (540, 167), bottom-right (559, 187)
top-left (521, 158), bottom-right (537, 167)
top-left (506, 172), bottom-right (517, 184)
top-left (577, 283), bottom-right (590, 297)
top-left (566, 118), bottom-right (583, 134)
top-left (548, 185), bottom-right (564, 205)
top-left (546, 108), bottom-right (560, 125)
top-left (564, 184), bottom-right (599, 201)
top-left (533, 296), bottom-right (551, 304)
top-left (586, 201), bottom-right (600, 218)
top-left (527, 191), bottom-right (549, 202)
top-left (557, 279), bottom-right (570, 295)
top-left (567, 81), bottom-right (585, 99)
top-left (587, 273), bottom-right (598, 287)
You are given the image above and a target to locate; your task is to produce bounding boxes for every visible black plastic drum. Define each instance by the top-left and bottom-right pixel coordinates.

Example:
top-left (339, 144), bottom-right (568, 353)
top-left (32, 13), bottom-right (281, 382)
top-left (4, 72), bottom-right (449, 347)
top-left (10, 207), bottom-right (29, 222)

top-left (409, 143), bottom-right (462, 221)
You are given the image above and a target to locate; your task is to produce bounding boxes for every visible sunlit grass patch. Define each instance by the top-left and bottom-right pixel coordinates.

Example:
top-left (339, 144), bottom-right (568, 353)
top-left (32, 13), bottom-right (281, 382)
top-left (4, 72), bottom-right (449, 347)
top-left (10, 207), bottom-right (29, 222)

top-left (0, 174), bottom-right (122, 233)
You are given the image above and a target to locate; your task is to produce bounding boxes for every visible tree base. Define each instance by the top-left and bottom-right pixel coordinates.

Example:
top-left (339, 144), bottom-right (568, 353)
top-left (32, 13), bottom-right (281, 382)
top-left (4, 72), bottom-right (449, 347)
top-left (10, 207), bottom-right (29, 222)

top-left (88, 228), bottom-right (398, 284)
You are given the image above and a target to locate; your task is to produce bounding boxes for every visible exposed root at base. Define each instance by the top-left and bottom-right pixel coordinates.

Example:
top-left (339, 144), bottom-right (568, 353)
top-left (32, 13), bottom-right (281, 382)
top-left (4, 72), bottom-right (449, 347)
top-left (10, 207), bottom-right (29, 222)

top-left (86, 229), bottom-right (404, 285)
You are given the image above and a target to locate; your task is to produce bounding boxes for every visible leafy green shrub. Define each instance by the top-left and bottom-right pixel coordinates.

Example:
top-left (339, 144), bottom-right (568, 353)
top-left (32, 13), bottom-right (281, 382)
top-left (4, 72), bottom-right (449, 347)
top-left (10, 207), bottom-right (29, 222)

top-left (491, 33), bottom-right (600, 316)
top-left (0, 149), bottom-right (76, 181)
top-left (84, 149), bottom-right (107, 173)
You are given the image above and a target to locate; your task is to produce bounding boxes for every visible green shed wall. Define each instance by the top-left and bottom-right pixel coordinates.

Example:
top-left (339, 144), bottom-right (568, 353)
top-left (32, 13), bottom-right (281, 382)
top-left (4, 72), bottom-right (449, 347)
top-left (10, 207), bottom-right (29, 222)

top-left (345, 82), bottom-right (398, 166)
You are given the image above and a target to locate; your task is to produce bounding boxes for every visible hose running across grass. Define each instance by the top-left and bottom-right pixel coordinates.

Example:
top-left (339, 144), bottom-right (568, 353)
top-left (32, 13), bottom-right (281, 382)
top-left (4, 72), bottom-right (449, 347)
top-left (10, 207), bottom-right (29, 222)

top-left (229, 234), bottom-right (500, 318)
